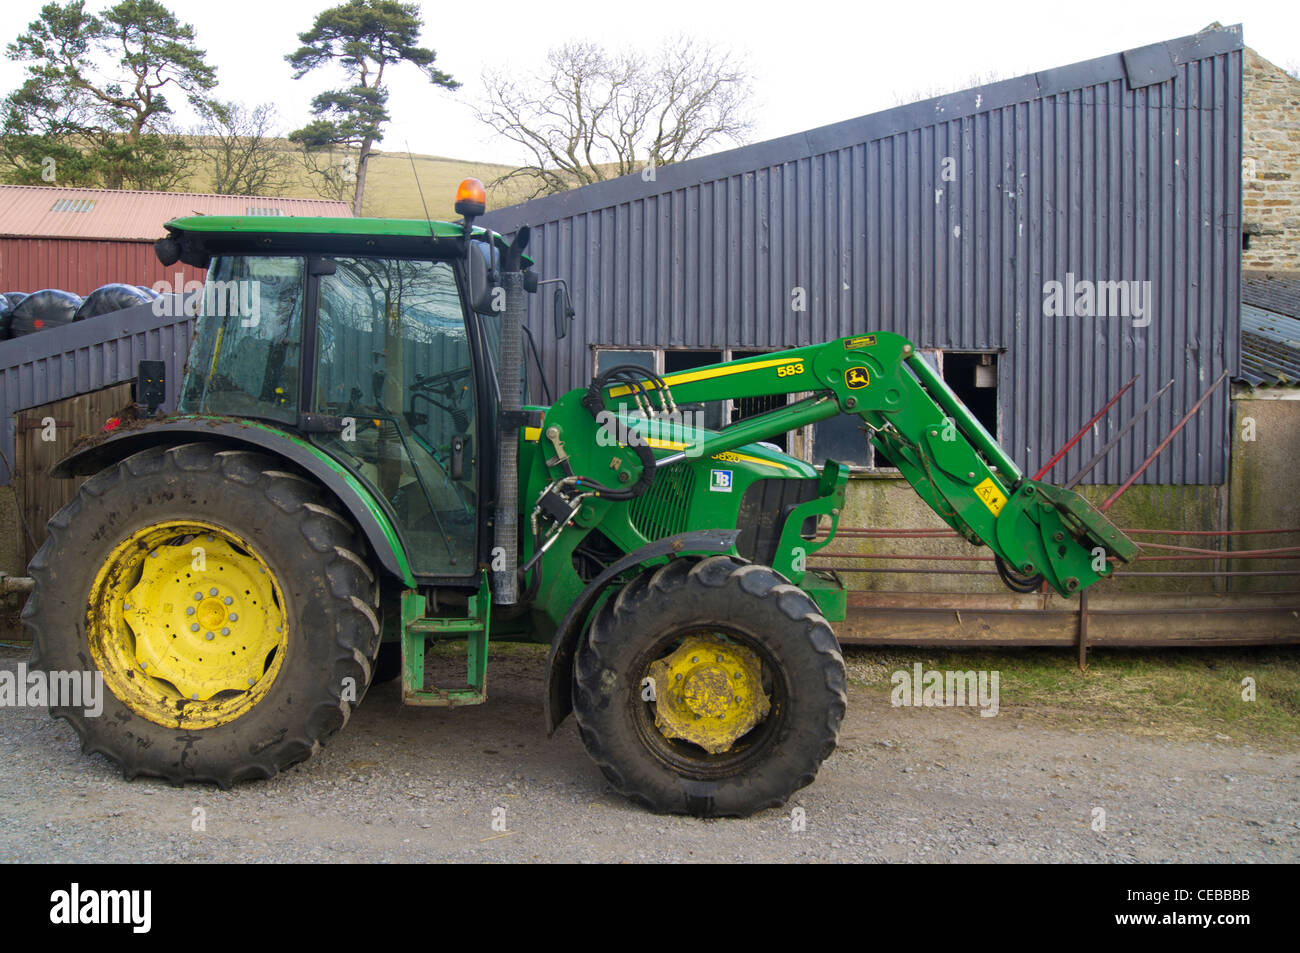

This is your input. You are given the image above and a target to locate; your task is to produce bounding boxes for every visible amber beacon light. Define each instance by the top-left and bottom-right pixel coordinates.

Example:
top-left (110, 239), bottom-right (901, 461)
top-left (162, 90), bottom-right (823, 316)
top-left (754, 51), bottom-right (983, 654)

top-left (455, 178), bottom-right (487, 218)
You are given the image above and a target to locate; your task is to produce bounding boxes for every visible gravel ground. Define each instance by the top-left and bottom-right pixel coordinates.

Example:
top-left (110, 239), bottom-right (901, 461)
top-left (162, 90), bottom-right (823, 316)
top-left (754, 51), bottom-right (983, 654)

top-left (0, 644), bottom-right (1296, 863)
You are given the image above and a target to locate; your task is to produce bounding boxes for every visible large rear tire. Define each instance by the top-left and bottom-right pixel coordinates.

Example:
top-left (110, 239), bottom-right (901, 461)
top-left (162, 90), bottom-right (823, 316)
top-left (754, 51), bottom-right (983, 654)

top-left (24, 442), bottom-right (380, 787)
top-left (572, 555), bottom-right (846, 817)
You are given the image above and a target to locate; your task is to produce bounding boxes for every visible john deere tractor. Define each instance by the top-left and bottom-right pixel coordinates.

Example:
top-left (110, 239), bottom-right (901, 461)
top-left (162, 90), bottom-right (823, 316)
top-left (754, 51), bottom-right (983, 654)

top-left (24, 179), bottom-right (1137, 816)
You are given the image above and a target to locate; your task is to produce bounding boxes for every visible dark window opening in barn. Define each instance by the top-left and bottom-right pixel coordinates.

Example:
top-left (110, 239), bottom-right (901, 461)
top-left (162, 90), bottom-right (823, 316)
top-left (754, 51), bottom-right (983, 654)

top-left (664, 349), bottom-right (726, 431)
top-left (941, 352), bottom-right (999, 439)
top-left (595, 349), bottom-right (655, 378)
top-left (730, 350), bottom-right (790, 451)
top-left (812, 413), bottom-right (873, 468)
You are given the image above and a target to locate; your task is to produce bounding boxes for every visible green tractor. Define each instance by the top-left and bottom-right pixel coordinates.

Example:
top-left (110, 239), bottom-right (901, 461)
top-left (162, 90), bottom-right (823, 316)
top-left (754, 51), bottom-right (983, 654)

top-left (25, 180), bottom-right (1138, 816)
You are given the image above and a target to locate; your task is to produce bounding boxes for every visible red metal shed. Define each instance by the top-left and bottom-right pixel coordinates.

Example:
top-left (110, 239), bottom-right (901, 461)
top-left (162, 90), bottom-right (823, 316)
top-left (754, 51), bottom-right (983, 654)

top-left (0, 186), bottom-right (352, 296)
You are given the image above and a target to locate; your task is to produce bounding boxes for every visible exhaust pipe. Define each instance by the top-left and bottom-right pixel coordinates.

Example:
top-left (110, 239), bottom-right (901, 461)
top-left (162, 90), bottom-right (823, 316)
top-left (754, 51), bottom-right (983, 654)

top-left (492, 228), bottom-right (530, 605)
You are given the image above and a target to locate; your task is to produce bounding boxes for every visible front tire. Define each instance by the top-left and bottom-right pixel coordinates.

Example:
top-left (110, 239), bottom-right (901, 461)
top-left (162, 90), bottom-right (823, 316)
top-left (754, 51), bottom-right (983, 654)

top-left (572, 556), bottom-right (847, 817)
top-left (24, 442), bottom-right (380, 787)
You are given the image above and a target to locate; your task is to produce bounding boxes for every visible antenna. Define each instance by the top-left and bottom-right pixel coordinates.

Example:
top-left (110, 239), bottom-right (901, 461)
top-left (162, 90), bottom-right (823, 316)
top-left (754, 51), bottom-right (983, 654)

top-left (405, 141), bottom-right (435, 235)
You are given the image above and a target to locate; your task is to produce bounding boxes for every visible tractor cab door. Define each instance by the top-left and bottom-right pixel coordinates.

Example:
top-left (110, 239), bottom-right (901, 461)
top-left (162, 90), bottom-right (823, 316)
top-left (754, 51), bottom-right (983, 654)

top-left (308, 256), bottom-right (481, 577)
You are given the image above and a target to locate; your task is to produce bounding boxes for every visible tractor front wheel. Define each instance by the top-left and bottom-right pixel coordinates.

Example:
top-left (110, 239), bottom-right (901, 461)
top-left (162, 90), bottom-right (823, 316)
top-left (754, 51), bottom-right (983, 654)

top-left (24, 442), bottom-right (380, 787)
top-left (572, 556), bottom-right (847, 817)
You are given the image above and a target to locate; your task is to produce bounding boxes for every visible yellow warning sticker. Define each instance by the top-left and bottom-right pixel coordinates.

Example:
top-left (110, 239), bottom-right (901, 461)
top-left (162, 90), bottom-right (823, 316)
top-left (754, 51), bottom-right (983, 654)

top-left (845, 335), bottom-right (876, 349)
top-left (974, 478), bottom-right (1007, 516)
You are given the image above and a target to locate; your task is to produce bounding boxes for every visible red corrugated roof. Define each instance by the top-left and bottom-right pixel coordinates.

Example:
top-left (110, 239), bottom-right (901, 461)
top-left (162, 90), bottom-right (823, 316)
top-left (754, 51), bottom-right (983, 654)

top-left (0, 185), bottom-right (352, 241)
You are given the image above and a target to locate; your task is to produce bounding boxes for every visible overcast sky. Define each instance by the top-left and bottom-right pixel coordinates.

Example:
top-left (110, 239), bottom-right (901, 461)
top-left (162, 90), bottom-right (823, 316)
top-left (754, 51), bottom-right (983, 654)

top-left (1, 0), bottom-right (1296, 168)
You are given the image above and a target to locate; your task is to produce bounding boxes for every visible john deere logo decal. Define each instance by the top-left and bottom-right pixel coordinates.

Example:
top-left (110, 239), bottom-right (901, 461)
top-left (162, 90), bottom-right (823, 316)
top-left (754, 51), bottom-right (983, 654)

top-left (845, 366), bottom-right (871, 389)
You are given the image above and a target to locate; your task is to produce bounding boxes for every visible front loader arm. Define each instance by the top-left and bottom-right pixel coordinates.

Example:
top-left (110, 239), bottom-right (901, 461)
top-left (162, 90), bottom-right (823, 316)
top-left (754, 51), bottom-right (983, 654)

top-left (597, 332), bottom-right (1138, 597)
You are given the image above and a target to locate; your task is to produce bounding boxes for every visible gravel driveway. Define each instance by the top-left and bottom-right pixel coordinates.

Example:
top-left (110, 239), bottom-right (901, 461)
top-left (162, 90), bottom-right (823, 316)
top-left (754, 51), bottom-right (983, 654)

top-left (0, 644), bottom-right (1295, 863)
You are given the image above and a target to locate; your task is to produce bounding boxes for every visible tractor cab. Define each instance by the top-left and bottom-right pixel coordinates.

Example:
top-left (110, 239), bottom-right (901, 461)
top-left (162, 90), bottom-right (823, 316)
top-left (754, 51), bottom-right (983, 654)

top-left (156, 213), bottom-right (524, 579)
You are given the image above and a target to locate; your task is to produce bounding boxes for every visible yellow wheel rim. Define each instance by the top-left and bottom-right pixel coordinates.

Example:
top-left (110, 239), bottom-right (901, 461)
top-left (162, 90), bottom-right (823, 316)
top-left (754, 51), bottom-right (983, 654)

top-left (87, 520), bottom-right (289, 730)
top-left (647, 635), bottom-right (771, 754)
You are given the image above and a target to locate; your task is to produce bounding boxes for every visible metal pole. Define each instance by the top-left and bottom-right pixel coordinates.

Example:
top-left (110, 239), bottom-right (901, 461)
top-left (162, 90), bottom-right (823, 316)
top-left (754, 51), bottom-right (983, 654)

top-left (1077, 588), bottom-right (1089, 670)
top-left (1033, 375), bottom-right (1138, 481)
top-left (1100, 370), bottom-right (1230, 512)
top-left (1064, 380), bottom-right (1174, 489)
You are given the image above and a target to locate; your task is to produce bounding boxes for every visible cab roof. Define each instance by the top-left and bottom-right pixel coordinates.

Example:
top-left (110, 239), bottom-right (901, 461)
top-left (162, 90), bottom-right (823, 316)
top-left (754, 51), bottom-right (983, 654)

top-left (160, 215), bottom-right (528, 266)
top-left (168, 215), bottom-right (466, 239)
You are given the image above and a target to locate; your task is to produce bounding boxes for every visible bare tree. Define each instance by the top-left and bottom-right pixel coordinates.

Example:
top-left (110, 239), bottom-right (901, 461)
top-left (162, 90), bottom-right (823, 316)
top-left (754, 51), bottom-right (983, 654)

top-left (475, 37), bottom-right (753, 198)
top-left (191, 102), bottom-right (295, 195)
top-left (297, 145), bottom-right (355, 202)
top-left (890, 69), bottom-right (1007, 107)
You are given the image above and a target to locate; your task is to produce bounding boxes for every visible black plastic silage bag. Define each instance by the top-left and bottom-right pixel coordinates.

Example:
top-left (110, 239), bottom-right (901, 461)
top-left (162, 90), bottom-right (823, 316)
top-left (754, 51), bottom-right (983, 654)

top-left (0, 293), bottom-right (25, 340)
top-left (75, 283), bottom-right (157, 320)
top-left (8, 289), bottom-right (83, 337)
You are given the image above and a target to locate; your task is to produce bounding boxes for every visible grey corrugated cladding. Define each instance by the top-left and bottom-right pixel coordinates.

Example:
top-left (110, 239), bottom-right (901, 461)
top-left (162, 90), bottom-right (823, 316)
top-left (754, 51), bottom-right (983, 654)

top-left (481, 26), bottom-right (1244, 485)
top-left (1242, 270), bottom-right (1300, 318)
top-left (0, 297), bottom-right (193, 484)
top-left (1239, 304), bottom-right (1300, 387)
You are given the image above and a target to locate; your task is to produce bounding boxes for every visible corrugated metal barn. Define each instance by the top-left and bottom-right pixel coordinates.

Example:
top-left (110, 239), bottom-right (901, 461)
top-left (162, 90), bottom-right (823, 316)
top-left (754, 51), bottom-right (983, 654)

top-left (480, 25), bottom-right (1244, 487)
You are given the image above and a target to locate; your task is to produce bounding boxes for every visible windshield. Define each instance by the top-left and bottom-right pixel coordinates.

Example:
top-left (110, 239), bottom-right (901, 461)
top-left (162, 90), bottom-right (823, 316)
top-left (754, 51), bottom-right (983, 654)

top-left (179, 256), bottom-right (305, 423)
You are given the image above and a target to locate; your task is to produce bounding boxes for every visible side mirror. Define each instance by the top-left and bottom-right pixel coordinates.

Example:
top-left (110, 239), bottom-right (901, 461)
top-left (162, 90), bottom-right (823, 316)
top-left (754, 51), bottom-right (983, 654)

top-left (553, 285), bottom-right (575, 340)
top-left (467, 242), bottom-right (500, 315)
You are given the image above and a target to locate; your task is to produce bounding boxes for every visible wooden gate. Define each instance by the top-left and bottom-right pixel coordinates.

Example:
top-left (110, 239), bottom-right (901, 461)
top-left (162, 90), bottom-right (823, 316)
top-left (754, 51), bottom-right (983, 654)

top-left (13, 383), bottom-right (134, 565)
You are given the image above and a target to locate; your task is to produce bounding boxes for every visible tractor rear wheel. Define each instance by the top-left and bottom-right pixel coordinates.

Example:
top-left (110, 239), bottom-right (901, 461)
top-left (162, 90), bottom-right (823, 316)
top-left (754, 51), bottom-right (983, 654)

top-left (24, 442), bottom-right (380, 787)
top-left (571, 555), bottom-right (847, 817)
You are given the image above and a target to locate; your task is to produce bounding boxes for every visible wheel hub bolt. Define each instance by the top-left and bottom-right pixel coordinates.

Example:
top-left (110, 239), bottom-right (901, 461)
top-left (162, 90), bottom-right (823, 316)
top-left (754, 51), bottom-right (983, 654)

top-left (209, 588), bottom-right (218, 596)
top-left (190, 623), bottom-right (200, 632)
top-left (223, 596), bottom-right (233, 605)
top-left (204, 632), bottom-right (214, 641)
top-left (186, 607), bottom-right (195, 615)
top-left (193, 592), bottom-right (202, 601)
top-left (221, 627), bottom-right (230, 636)
top-left (229, 613), bottom-right (238, 622)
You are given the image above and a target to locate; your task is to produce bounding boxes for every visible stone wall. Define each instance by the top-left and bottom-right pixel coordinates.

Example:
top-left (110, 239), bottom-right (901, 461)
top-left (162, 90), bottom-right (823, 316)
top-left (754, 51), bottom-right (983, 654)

top-left (1242, 48), bottom-right (1300, 269)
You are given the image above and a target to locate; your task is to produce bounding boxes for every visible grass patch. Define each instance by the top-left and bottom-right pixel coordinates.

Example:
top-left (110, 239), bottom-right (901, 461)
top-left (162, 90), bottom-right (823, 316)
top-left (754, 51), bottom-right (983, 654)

top-left (843, 645), bottom-right (1300, 749)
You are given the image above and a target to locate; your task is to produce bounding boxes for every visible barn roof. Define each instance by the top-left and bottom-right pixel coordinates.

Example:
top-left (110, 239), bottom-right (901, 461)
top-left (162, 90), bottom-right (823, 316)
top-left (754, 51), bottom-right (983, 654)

top-left (1239, 305), bottom-right (1300, 388)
